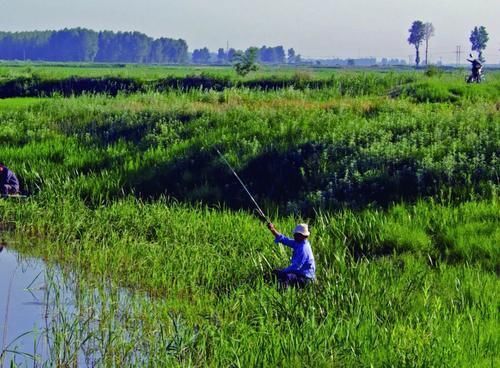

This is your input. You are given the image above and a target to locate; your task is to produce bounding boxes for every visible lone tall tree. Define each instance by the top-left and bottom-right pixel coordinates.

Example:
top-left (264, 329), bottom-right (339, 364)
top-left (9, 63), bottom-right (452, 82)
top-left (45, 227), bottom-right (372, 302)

top-left (470, 26), bottom-right (489, 63)
top-left (408, 21), bottom-right (425, 67)
top-left (233, 47), bottom-right (259, 77)
top-left (423, 22), bottom-right (435, 65)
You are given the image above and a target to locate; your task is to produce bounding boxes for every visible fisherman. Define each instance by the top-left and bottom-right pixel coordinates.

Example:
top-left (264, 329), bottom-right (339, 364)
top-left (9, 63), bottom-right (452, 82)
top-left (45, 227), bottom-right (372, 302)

top-left (0, 163), bottom-right (20, 196)
top-left (467, 53), bottom-right (483, 81)
top-left (215, 148), bottom-right (316, 287)
top-left (267, 222), bottom-right (316, 288)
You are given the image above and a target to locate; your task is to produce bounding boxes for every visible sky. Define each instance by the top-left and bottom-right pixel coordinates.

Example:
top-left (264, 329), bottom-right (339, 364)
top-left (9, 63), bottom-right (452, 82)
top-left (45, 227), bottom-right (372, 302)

top-left (1, 0), bottom-right (499, 63)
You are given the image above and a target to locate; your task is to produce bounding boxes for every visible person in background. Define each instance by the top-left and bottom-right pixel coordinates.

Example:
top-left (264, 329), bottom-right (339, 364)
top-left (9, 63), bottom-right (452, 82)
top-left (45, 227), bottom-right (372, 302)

top-left (267, 222), bottom-right (316, 288)
top-left (467, 53), bottom-right (483, 81)
top-left (0, 163), bottom-right (20, 196)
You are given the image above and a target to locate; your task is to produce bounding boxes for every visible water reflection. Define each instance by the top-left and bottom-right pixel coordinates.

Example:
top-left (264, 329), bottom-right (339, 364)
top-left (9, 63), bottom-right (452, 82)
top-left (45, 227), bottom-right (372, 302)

top-left (0, 245), bottom-right (48, 365)
top-left (0, 245), bottom-right (140, 367)
top-left (0, 243), bottom-right (199, 367)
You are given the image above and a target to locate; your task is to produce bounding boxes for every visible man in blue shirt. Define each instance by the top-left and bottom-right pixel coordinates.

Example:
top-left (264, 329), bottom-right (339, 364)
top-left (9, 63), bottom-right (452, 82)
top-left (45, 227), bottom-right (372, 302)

top-left (0, 163), bottom-right (20, 196)
top-left (267, 222), bottom-right (316, 288)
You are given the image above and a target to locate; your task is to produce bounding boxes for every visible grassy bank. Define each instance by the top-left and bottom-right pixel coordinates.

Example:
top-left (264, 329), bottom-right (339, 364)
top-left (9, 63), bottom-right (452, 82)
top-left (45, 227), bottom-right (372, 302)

top-left (3, 198), bottom-right (499, 366)
top-left (1, 83), bottom-right (498, 211)
top-left (0, 69), bottom-right (498, 366)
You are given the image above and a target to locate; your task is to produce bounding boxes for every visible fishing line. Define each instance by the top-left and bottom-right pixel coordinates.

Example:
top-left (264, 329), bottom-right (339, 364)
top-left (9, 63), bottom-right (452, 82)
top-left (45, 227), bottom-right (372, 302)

top-left (216, 148), bottom-right (270, 224)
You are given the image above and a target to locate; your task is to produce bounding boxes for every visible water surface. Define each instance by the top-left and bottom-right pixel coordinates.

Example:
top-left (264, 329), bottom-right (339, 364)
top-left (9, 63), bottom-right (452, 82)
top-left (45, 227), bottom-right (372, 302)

top-left (0, 244), bottom-right (151, 367)
top-left (0, 245), bottom-right (50, 364)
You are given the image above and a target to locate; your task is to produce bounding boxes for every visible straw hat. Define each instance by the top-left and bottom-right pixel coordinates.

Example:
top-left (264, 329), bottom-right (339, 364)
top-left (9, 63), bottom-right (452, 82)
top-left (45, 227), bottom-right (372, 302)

top-left (293, 223), bottom-right (310, 237)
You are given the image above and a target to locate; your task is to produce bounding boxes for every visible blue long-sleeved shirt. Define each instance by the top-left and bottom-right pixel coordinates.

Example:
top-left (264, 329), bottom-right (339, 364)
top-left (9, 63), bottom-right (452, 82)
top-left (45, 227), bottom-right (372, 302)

top-left (274, 234), bottom-right (316, 279)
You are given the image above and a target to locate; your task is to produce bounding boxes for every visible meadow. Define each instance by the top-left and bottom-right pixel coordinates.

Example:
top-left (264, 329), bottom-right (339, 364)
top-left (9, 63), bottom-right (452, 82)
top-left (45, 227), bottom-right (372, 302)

top-left (0, 65), bottom-right (499, 367)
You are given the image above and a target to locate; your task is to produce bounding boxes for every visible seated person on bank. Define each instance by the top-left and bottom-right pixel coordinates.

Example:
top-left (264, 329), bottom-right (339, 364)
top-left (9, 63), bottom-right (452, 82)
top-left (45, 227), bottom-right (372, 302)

top-left (0, 163), bottom-right (20, 196)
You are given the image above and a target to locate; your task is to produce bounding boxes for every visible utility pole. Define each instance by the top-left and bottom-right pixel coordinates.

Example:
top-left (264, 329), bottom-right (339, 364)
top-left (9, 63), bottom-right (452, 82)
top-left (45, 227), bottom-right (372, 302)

top-left (408, 55), bottom-right (412, 66)
top-left (456, 45), bottom-right (461, 67)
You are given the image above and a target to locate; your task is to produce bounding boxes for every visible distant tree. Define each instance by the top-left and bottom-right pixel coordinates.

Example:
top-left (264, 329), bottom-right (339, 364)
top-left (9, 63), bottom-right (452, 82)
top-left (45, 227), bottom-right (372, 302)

top-left (164, 38), bottom-right (188, 63)
top-left (95, 31), bottom-right (152, 63)
top-left (287, 48), bottom-right (301, 64)
top-left (149, 40), bottom-right (163, 63)
top-left (469, 26), bottom-right (489, 63)
top-left (46, 29), bottom-right (73, 61)
top-left (217, 48), bottom-right (226, 64)
top-left (149, 38), bottom-right (188, 63)
top-left (192, 47), bottom-right (210, 64)
top-left (233, 47), bottom-right (258, 76)
top-left (95, 31), bottom-right (116, 62)
top-left (47, 28), bottom-right (99, 61)
top-left (259, 46), bottom-right (273, 63)
top-left (423, 22), bottom-right (435, 65)
top-left (287, 48), bottom-right (296, 63)
top-left (258, 45), bottom-right (285, 64)
top-left (227, 48), bottom-right (237, 63)
top-left (408, 21), bottom-right (425, 67)
top-left (124, 31), bottom-right (152, 63)
top-left (274, 46), bottom-right (285, 63)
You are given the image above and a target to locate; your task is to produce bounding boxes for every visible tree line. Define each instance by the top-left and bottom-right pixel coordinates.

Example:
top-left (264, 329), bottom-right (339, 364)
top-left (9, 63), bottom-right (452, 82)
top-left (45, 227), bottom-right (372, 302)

top-left (0, 28), bottom-right (300, 66)
top-left (0, 28), bottom-right (188, 63)
top-left (192, 45), bottom-right (300, 65)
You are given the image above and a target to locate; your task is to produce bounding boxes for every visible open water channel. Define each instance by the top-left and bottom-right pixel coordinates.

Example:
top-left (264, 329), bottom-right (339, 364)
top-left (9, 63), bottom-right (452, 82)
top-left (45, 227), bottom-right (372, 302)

top-left (0, 243), bottom-right (155, 367)
top-left (1, 244), bottom-right (54, 365)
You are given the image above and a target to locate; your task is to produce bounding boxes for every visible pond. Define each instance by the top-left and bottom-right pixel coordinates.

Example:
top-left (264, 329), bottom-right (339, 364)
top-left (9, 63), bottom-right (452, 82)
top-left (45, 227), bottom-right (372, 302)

top-left (0, 243), bottom-right (178, 367)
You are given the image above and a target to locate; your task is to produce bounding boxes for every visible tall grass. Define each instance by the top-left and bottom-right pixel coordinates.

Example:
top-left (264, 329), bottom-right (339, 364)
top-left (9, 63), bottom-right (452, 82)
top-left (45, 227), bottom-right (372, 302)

top-left (1, 81), bottom-right (497, 210)
top-left (3, 200), bottom-right (499, 366)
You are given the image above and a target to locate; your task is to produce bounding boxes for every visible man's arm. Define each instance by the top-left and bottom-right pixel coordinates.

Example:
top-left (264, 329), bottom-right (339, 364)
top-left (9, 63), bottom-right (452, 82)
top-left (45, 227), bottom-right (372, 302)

top-left (268, 223), bottom-right (295, 248)
top-left (267, 222), bottom-right (280, 237)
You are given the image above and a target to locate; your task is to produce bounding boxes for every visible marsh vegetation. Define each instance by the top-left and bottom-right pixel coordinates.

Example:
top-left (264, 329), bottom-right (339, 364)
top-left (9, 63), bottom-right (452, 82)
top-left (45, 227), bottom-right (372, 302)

top-left (0, 65), bottom-right (498, 366)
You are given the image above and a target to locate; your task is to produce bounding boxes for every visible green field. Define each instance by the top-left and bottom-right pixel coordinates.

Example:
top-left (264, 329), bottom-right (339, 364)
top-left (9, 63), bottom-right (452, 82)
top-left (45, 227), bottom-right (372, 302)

top-left (0, 62), bottom-right (343, 82)
top-left (0, 65), bottom-right (499, 366)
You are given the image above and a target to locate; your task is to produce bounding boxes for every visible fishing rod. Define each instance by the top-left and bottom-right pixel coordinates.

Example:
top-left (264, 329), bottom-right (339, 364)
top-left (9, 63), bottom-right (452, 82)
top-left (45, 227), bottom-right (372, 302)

top-left (1, 194), bottom-right (28, 199)
top-left (216, 148), bottom-right (271, 224)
